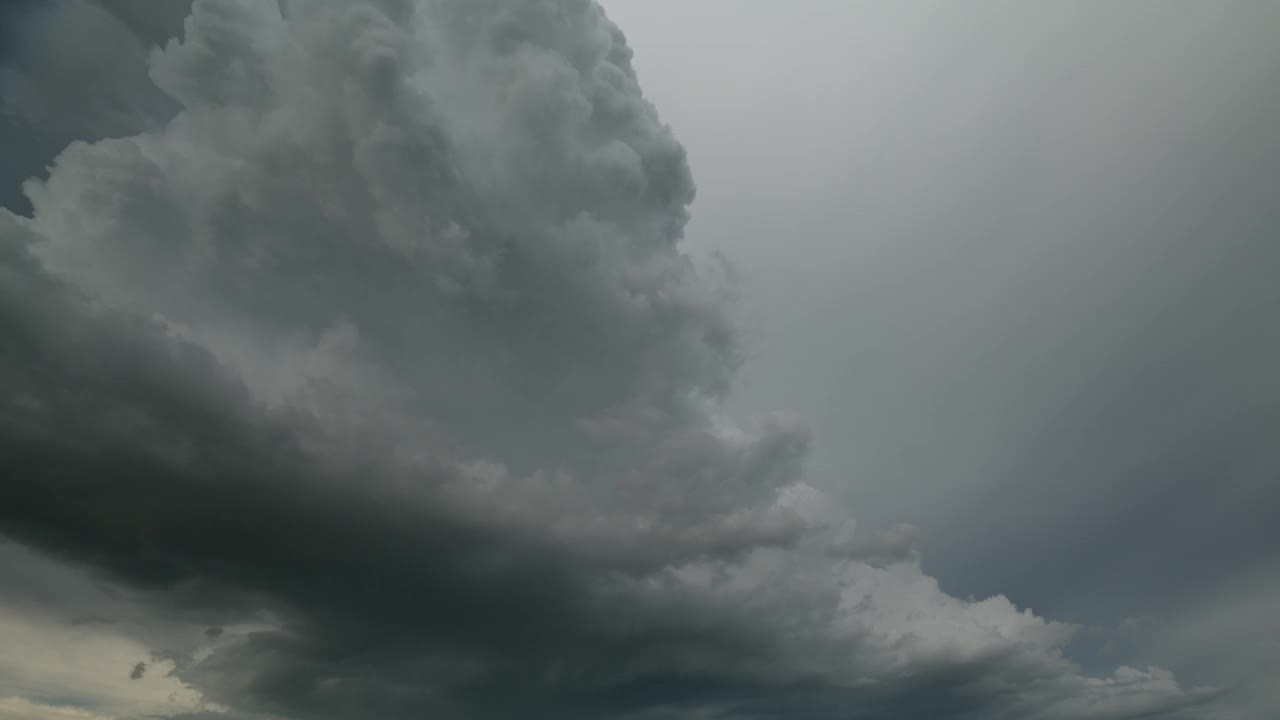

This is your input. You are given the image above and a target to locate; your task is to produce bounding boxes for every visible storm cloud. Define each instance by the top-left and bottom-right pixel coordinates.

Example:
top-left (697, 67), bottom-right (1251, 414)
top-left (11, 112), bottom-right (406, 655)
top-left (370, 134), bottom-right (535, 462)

top-left (0, 1), bottom-right (1245, 719)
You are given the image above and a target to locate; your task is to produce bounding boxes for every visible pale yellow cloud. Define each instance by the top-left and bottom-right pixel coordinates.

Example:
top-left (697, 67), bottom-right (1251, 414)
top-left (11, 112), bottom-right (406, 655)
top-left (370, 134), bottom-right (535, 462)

top-left (0, 606), bottom-right (210, 719)
top-left (0, 697), bottom-right (112, 720)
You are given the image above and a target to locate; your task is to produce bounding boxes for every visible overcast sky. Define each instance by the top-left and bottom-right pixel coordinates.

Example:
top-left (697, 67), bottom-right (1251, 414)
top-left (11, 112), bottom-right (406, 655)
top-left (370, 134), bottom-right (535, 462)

top-left (1, 1), bottom-right (1278, 719)
top-left (607, 0), bottom-right (1280, 693)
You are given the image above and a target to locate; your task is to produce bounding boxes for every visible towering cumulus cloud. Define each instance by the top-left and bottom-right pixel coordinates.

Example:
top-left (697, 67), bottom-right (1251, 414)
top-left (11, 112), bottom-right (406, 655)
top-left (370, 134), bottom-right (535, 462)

top-left (0, 2), bottom-right (1218, 718)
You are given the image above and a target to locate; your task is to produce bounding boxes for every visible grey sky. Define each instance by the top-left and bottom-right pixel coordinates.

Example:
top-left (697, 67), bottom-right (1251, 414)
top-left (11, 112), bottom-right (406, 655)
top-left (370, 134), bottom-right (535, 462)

top-left (605, 0), bottom-right (1280, 708)
top-left (2, 1), bottom-right (1278, 718)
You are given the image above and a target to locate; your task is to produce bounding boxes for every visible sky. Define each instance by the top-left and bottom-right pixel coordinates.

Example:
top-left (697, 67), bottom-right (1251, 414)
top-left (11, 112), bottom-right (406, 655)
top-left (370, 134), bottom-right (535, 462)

top-left (0, 1), bottom-right (1277, 719)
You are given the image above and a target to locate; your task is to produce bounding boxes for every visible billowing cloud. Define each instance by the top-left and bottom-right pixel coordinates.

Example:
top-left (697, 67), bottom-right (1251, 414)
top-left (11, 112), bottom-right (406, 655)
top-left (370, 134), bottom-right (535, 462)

top-left (0, 1), bottom-right (1225, 718)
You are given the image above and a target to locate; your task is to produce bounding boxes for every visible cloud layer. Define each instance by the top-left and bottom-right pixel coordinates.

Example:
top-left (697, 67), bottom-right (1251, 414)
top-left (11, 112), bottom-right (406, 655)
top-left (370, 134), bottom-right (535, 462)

top-left (0, 1), bottom-right (1225, 718)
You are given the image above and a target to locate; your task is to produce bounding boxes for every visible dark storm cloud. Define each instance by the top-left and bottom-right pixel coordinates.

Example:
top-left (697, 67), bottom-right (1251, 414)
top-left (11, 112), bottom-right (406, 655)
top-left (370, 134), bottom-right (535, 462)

top-left (69, 616), bottom-right (116, 627)
top-left (129, 662), bottom-right (147, 680)
top-left (0, 1), bottom-right (1228, 719)
top-left (5, 200), bottom-right (1180, 718)
top-left (0, 220), bottom-right (774, 717)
